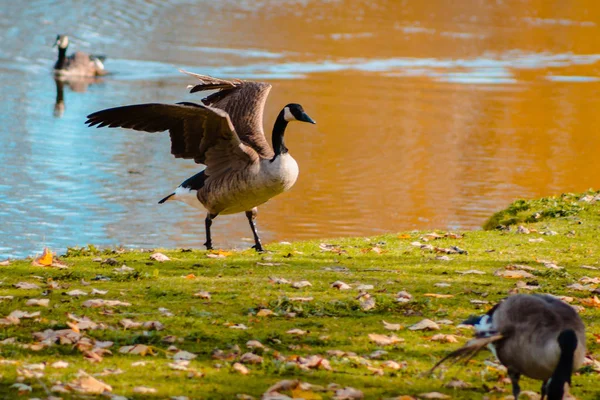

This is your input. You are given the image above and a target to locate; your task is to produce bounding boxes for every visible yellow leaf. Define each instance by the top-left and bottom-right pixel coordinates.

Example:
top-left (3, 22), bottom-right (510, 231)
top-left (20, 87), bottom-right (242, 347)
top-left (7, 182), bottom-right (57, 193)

top-left (185, 274), bottom-right (196, 280)
top-left (398, 234), bottom-right (411, 239)
top-left (36, 248), bottom-right (53, 266)
top-left (291, 389), bottom-right (322, 399)
top-left (424, 293), bottom-right (454, 299)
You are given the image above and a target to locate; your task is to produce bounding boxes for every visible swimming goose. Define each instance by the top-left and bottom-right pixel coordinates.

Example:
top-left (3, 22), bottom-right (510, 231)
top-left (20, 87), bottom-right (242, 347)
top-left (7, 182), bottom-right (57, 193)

top-left (54, 35), bottom-right (107, 77)
top-left (86, 71), bottom-right (315, 251)
top-left (431, 294), bottom-right (585, 400)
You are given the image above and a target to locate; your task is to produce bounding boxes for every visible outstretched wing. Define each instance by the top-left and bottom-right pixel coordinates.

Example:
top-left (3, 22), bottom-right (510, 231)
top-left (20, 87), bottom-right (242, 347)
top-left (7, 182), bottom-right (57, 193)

top-left (181, 70), bottom-right (275, 159)
top-left (85, 102), bottom-right (259, 176)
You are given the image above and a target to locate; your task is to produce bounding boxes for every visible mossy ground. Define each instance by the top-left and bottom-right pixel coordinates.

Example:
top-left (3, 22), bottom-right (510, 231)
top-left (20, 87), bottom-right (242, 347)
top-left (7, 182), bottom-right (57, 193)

top-left (2, 191), bottom-right (600, 399)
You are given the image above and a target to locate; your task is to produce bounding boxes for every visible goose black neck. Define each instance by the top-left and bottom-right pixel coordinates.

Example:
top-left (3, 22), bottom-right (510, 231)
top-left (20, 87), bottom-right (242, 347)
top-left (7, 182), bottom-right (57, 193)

top-left (56, 47), bottom-right (67, 69)
top-left (271, 110), bottom-right (289, 160)
top-left (547, 329), bottom-right (577, 400)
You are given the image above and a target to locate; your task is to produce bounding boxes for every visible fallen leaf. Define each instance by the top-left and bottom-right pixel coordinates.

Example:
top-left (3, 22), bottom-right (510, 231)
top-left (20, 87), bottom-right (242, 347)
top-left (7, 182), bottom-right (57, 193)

top-left (229, 324), bottom-right (249, 330)
top-left (9, 310), bottom-right (40, 319)
top-left (119, 344), bottom-right (153, 356)
top-left (580, 296), bottom-right (600, 308)
top-left (567, 283), bottom-right (596, 292)
top-left (193, 291), bottom-right (211, 300)
top-left (265, 379), bottom-right (299, 394)
top-left (66, 289), bottom-right (88, 296)
top-left (113, 265), bottom-right (134, 273)
top-left (494, 270), bottom-right (535, 279)
top-left (14, 282), bottom-right (40, 290)
top-left (0, 259), bottom-right (10, 266)
top-left (34, 248), bottom-right (53, 266)
top-left (331, 281), bottom-right (352, 290)
top-left (68, 370), bottom-right (112, 394)
top-left (287, 328), bottom-right (308, 336)
top-left (431, 334), bottom-right (458, 343)
top-left (26, 298), bottom-right (49, 307)
top-left (359, 294), bottom-right (376, 311)
top-left (246, 340), bottom-right (264, 349)
top-left (334, 387), bottom-right (364, 399)
top-left (120, 319), bottom-right (142, 329)
top-left (356, 284), bottom-right (374, 291)
top-left (173, 350), bottom-right (197, 361)
top-left (409, 319), bottom-right (440, 331)
top-left (368, 333), bottom-right (404, 346)
top-left (143, 321), bottom-right (164, 331)
top-left (269, 277), bottom-right (291, 284)
top-left (424, 293), bottom-right (454, 299)
top-left (83, 299), bottom-right (131, 308)
top-left (240, 352), bottom-right (263, 364)
top-left (382, 320), bottom-right (402, 331)
top-left (458, 269), bottom-right (485, 275)
top-left (445, 379), bottom-right (470, 389)
top-left (10, 383), bottom-right (32, 394)
top-left (133, 386), bottom-right (157, 394)
top-left (233, 362), bottom-right (250, 375)
top-left (529, 238), bottom-right (545, 243)
top-left (291, 280), bottom-right (312, 289)
top-left (418, 393), bottom-right (450, 399)
top-left (150, 252), bottom-right (170, 262)
top-left (257, 309), bottom-right (274, 317)
top-left (51, 360), bottom-right (69, 369)
top-left (381, 360), bottom-right (404, 370)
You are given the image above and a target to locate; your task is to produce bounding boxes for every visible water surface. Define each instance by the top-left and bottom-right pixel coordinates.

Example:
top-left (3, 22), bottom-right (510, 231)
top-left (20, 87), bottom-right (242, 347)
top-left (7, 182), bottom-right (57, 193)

top-left (2, 0), bottom-right (600, 258)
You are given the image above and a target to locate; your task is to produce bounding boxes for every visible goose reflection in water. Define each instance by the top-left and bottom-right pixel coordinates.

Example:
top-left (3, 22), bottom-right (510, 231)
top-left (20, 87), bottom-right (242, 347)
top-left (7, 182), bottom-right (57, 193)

top-left (53, 76), bottom-right (103, 118)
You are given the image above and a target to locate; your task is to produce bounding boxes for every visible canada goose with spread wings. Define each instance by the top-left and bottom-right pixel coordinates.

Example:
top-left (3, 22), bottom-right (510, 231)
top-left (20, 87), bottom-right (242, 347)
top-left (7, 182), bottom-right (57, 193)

top-left (86, 71), bottom-right (315, 251)
top-left (54, 35), bottom-right (107, 77)
top-left (431, 294), bottom-right (585, 400)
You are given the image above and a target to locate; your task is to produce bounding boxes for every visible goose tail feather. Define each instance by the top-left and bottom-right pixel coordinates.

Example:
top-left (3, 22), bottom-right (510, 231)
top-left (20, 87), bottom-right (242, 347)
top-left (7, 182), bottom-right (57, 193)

top-left (158, 193), bottom-right (176, 204)
top-left (429, 333), bottom-right (503, 374)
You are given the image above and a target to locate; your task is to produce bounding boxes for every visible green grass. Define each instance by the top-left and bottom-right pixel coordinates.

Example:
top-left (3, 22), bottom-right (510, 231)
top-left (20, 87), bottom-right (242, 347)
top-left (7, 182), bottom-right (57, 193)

top-left (2, 191), bottom-right (600, 399)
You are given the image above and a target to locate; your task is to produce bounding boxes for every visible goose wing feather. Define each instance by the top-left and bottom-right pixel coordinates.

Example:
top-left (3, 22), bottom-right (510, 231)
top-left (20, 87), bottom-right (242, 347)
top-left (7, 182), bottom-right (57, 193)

top-left (181, 70), bottom-right (275, 159)
top-left (85, 102), bottom-right (259, 177)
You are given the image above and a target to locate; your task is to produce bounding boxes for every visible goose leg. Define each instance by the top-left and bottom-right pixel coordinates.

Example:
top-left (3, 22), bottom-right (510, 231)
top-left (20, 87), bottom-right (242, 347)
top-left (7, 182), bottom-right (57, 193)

top-left (204, 213), bottom-right (217, 250)
top-left (508, 369), bottom-right (521, 399)
top-left (540, 380), bottom-right (547, 400)
top-left (245, 208), bottom-right (264, 252)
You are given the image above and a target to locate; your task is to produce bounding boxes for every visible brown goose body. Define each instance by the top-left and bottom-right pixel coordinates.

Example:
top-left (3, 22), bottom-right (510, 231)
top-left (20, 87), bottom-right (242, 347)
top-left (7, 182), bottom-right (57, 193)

top-left (54, 35), bottom-right (107, 77)
top-left (86, 71), bottom-right (315, 251)
top-left (431, 294), bottom-right (586, 400)
top-left (492, 294), bottom-right (586, 382)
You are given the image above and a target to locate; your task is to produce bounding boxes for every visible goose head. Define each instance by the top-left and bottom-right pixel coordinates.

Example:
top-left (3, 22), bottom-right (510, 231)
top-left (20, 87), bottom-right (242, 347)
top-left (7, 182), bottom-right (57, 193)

top-left (54, 35), bottom-right (69, 50)
top-left (282, 103), bottom-right (316, 124)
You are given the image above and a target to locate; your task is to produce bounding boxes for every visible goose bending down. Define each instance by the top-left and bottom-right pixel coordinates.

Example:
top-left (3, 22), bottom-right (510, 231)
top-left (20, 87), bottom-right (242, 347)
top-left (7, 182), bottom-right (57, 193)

top-left (431, 294), bottom-right (585, 400)
top-left (86, 71), bottom-right (315, 251)
top-left (54, 35), bottom-right (107, 77)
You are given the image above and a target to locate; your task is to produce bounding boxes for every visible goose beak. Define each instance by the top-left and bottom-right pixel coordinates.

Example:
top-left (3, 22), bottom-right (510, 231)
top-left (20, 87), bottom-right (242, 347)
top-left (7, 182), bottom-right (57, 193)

top-left (299, 112), bottom-right (316, 124)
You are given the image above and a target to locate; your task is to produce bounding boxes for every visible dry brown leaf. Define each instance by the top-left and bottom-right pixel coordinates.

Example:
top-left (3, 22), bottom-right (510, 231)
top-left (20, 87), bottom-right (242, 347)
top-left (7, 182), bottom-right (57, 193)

top-left (120, 319), bottom-right (142, 329)
top-left (150, 252), bottom-right (170, 262)
top-left (233, 362), bottom-right (250, 375)
top-left (14, 282), bottom-right (40, 290)
top-left (368, 333), bottom-right (404, 346)
top-left (445, 379), bottom-right (470, 389)
top-left (291, 280), bottom-right (312, 289)
top-left (381, 360), bottom-right (405, 370)
top-left (173, 350), bottom-right (197, 361)
top-left (51, 360), bottom-right (69, 369)
top-left (9, 310), bottom-right (40, 319)
top-left (494, 270), bottom-right (535, 279)
top-left (193, 291), bottom-right (211, 300)
top-left (332, 281), bottom-right (352, 290)
top-left (382, 320), bottom-right (402, 331)
top-left (269, 277), bottom-right (291, 284)
top-left (431, 334), bottom-right (458, 343)
top-left (26, 298), bottom-right (49, 307)
top-left (66, 289), bottom-right (88, 296)
top-left (424, 293), bottom-right (454, 299)
top-left (240, 352), bottom-right (263, 364)
top-left (265, 379), bottom-right (300, 394)
top-left (287, 328), bottom-right (307, 336)
top-left (83, 299), bottom-right (131, 308)
top-left (409, 319), bottom-right (440, 331)
top-left (418, 393), bottom-right (450, 399)
top-left (143, 321), bottom-right (164, 331)
top-left (334, 387), bottom-right (364, 400)
top-left (34, 248), bottom-right (53, 266)
top-left (246, 340), bottom-right (264, 349)
top-left (68, 370), bottom-right (112, 394)
top-left (133, 386), bottom-right (157, 394)
top-left (257, 309), bottom-right (274, 317)
top-left (119, 344), bottom-right (153, 356)
top-left (580, 296), bottom-right (600, 308)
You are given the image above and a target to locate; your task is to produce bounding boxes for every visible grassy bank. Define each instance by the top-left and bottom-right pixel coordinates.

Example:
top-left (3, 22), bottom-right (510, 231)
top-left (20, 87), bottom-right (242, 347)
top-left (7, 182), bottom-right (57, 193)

top-left (1, 191), bottom-right (600, 399)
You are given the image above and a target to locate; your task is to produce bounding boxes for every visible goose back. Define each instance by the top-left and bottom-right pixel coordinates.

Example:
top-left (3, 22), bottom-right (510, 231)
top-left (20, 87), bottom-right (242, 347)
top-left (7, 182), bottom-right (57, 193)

top-left (182, 71), bottom-right (274, 159)
top-left (492, 294), bottom-right (586, 380)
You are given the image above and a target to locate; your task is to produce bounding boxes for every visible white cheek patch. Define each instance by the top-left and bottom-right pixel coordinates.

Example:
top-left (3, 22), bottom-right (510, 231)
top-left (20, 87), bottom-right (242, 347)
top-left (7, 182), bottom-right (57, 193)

top-left (474, 314), bottom-right (493, 334)
top-left (283, 106), bottom-right (295, 122)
